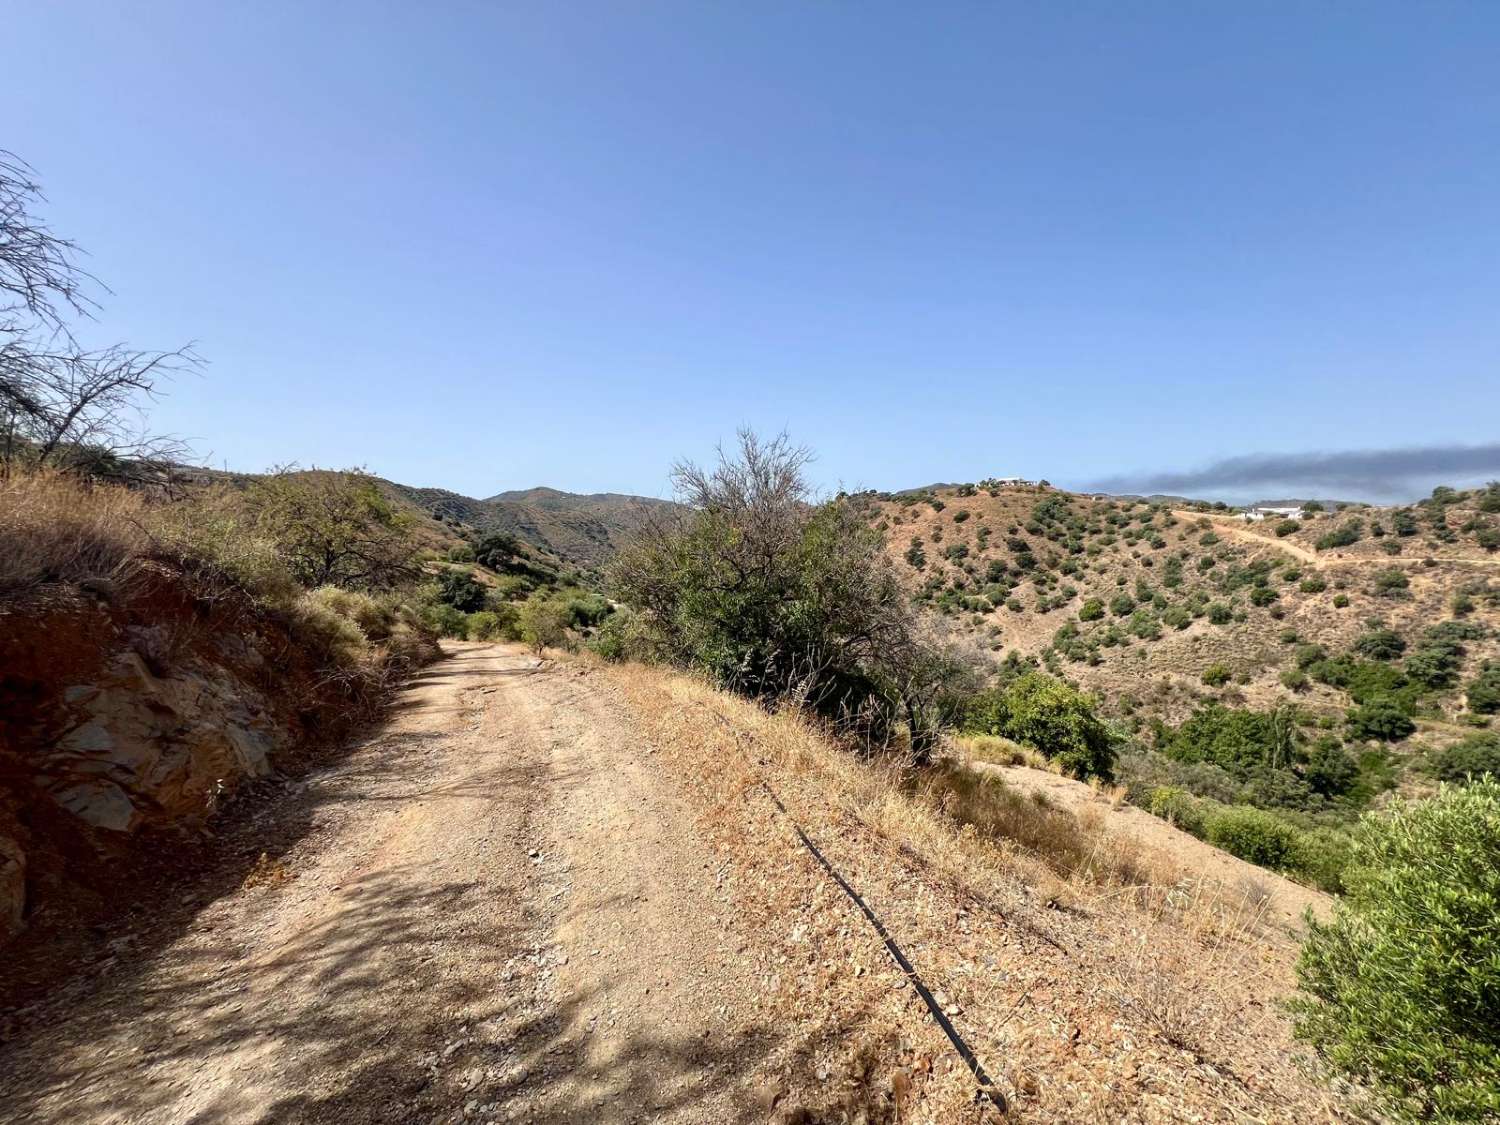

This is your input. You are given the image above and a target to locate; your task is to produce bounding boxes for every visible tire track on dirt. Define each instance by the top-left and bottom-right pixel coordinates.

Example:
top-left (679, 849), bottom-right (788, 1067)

top-left (0, 644), bottom-right (781, 1124)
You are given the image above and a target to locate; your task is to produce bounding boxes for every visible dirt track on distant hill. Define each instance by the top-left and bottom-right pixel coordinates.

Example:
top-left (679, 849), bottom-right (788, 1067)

top-left (0, 644), bottom-right (778, 1124)
top-left (1185, 509), bottom-right (1500, 570)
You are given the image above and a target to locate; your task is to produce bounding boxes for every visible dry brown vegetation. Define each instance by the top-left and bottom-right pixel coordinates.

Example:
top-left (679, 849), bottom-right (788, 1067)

top-left (611, 659), bottom-right (1363, 1122)
top-left (867, 485), bottom-right (1500, 750)
top-left (0, 469), bottom-right (149, 597)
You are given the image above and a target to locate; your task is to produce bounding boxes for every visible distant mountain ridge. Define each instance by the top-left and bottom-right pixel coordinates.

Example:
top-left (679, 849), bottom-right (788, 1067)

top-left (384, 480), bottom-right (675, 569)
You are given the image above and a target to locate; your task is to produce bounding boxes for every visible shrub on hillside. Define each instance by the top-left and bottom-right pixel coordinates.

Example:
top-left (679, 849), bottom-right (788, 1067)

top-left (1146, 785), bottom-right (1207, 835)
top-left (437, 568), bottom-right (488, 612)
top-left (1345, 698), bottom-right (1416, 743)
top-left (1288, 827), bottom-right (1354, 893)
top-left (1162, 604), bottom-right (1191, 630)
top-left (1315, 520), bottom-right (1363, 551)
top-left (1203, 805), bottom-right (1299, 868)
top-left (518, 594), bottom-right (569, 655)
top-left (420, 601), bottom-right (468, 638)
top-left (966, 673), bottom-right (1116, 780)
top-left (1353, 628), bottom-right (1406, 661)
top-left (1078, 597), bottom-right (1104, 621)
top-left (1291, 780), bottom-right (1500, 1119)
top-left (1429, 733), bottom-right (1500, 785)
top-left (1467, 662), bottom-right (1500, 715)
top-left (1201, 663), bottom-right (1231, 687)
top-left (240, 469), bottom-right (419, 590)
top-left (611, 432), bottom-right (951, 756)
top-left (1162, 703), bottom-right (1298, 776)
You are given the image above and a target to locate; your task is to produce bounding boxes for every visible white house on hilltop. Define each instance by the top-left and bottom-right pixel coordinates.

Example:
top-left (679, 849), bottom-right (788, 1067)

top-left (1241, 505), bottom-right (1303, 522)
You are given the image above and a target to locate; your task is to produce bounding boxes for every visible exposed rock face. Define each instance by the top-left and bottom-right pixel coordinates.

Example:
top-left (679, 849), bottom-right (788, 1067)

top-left (45, 651), bottom-right (286, 834)
top-left (0, 567), bottom-right (369, 946)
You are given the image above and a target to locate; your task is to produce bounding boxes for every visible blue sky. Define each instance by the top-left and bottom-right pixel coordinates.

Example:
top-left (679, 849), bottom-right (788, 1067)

top-left (8, 3), bottom-right (1500, 501)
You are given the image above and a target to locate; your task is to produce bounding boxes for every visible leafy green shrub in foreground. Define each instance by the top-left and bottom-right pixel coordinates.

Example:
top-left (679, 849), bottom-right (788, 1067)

top-left (1291, 780), bottom-right (1500, 1119)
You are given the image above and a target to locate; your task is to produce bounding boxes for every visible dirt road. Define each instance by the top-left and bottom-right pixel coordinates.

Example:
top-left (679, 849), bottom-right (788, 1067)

top-left (0, 644), bottom-right (778, 1124)
top-left (1183, 509), bottom-right (1500, 570)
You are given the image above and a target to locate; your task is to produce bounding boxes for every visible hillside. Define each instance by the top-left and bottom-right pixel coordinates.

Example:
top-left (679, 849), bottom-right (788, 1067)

top-left (864, 481), bottom-right (1500, 781)
top-left (385, 481), bottom-right (675, 570)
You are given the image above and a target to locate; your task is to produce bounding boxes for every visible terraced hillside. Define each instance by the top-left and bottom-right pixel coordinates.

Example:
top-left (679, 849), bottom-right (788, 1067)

top-left (864, 481), bottom-right (1500, 770)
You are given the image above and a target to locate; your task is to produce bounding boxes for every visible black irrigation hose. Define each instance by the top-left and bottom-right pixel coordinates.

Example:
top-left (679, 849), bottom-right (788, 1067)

top-left (756, 779), bottom-right (1008, 1114)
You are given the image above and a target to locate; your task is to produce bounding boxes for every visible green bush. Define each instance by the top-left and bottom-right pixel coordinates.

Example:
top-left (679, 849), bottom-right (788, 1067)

top-left (1299, 574), bottom-right (1328, 593)
top-left (437, 568), bottom-right (488, 613)
top-left (518, 594), bottom-right (569, 655)
top-left (464, 610), bottom-right (505, 641)
top-left (988, 673), bottom-right (1116, 780)
top-left (1287, 827), bottom-right (1353, 893)
top-left (1468, 662), bottom-right (1500, 715)
top-left (420, 601), bottom-right (468, 638)
top-left (1274, 519), bottom-right (1300, 537)
top-left (1146, 785), bottom-right (1206, 835)
top-left (1206, 601), bottom-right (1232, 625)
top-left (1315, 519), bottom-right (1364, 551)
top-left (1332, 593), bottom-right (1350, 608)
top-left (1353, 627), bottom-right (1407, 661)
top-left (1203, 805), bottom-right (1299, 867)
top-left (1291, 780), bottom-right (1500, 1119)
top-left (1078, 597), bottom-right (1104, 622)
top-left (1162, 605), bottom-right (1191, 630)
top-left (1201, 663), bottom-right (1231, 687)
top-left (589, 607), bottom-right (653, 663)
top-left (1430, 732), bottom-right (1500, 785)
top-left (611, 433), bottom-right (948, 755)
top-left (1371, 567), bottom-right (1410, 597)
top-left (1346, 697), bottom-right (1416, 742)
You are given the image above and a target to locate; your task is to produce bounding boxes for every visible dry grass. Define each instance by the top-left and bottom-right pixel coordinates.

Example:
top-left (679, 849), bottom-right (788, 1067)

top-left (952, 732), bottom-right (1053, 771)
top-left (910, 762), bottom-right (1170, 889)
top-left (0, 469), bottom-right (148, 598)
top-left (606, 660), bottom-right (1356, 1122)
